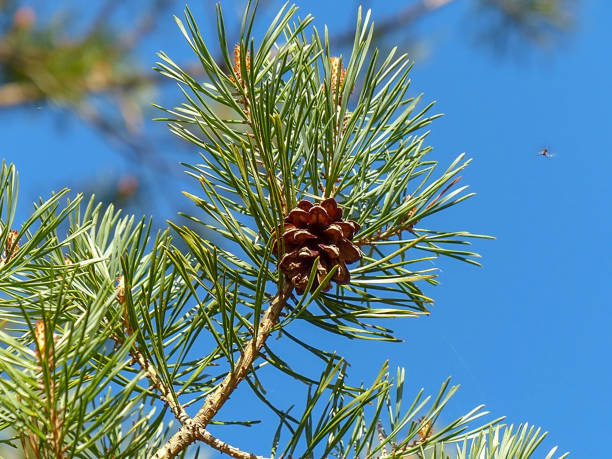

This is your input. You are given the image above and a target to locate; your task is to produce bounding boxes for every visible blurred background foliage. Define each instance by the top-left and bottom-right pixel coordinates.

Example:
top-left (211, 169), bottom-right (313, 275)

top-left (0, 0), bottom-right (578, 225)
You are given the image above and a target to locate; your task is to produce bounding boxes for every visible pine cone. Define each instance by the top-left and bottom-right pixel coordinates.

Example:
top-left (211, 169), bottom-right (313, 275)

top-left (276, 198), bottom-right (362, 294)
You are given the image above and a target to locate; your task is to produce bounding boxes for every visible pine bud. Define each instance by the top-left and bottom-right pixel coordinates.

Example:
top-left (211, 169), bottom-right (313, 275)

top-left (34, 320), bottom-right (46, 360)
top-left (4, 229), bottom-right (19, 262)
top-left (417, 417), bottom-right (433, 442)
top-left (231, 43), bottom-right (251, 84)
top-left (116, 276), bottom-right (125, 305)
top-left (329, 57), bottom-right (346, 102)
top-left (34, 320), bottom-right (56, 371)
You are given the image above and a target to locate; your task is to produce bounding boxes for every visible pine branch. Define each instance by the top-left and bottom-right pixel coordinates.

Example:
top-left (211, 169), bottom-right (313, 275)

top-left (151, 281), bottom-right (293, 458)
top-left (130, 346), bottom-right (190, 424)
top-left (0, 1), bottom-right (576, 455)
top-left (112, 275), bottom-right (191, 424)
top-left (195, 430), bottom-right (268, 459)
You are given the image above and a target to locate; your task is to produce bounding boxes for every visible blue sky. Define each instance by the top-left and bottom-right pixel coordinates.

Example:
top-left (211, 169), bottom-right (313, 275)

top-left (3, 0), bottom-right (611, 457)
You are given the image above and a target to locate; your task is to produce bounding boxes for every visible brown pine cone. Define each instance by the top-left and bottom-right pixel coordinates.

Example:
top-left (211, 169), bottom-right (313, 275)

top-left (276, 198), bottom-right (362, 294)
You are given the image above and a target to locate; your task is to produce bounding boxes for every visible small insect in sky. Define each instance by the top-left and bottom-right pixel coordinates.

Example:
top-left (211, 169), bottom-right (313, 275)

top-left (537, 148), bottom-right (554, 158)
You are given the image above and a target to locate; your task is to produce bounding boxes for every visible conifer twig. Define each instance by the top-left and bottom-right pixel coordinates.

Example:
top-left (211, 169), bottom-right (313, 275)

top-left (106, 324), bottom-right (190, 423)
top-left (111, 277), bottom-right (190, 423)
top-left (195, 430), bottom-right (268, 459)
top-left (151, 281), bottom-right (293, 459)
top-left (129, 347), bottom-right (190, 424)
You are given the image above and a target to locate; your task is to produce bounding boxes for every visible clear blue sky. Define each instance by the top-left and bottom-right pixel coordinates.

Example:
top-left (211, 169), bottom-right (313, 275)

top-left (3, 1), bottom-right (611, 457)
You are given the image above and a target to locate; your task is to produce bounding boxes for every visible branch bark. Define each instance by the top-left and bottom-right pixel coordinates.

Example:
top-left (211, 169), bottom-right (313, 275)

top-left (109, 284), bottom-right (269, 459)
top-left (129, 347), bottom-right (190, 424)
top-left (106, 309), bottom-right (190, 424)
top-left (150, 281), bottom-right (293, 459)
top-left (196, 429), bottom-right (268, 459)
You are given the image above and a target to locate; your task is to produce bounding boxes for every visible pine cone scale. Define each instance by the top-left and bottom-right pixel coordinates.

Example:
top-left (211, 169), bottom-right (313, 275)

top-left (297, 200), bottom-right (313, 211)
top-left (287, 208), bottom-right (310, 226)
top-left (332, 261), bottom-right (350, 283)
top-left (317, 243), bottom-right (340, 259)
top-left (284, 228), bottom-right (318, 246)
top-left (338, 240), bottom-right (362, 263)
top-left (307, 206), bottom-right (330, 227)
